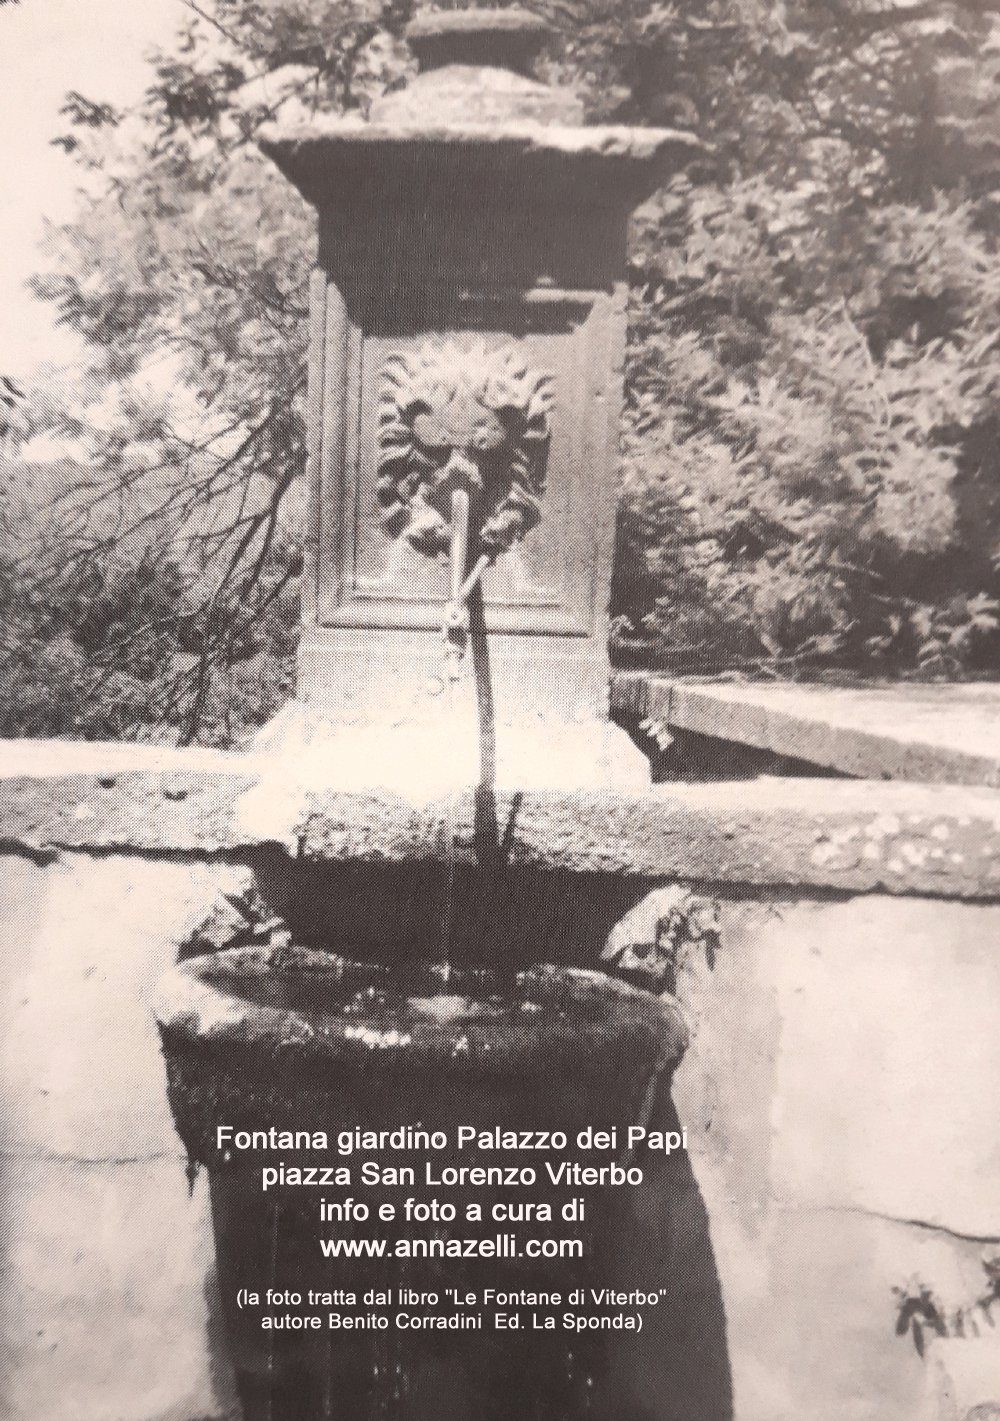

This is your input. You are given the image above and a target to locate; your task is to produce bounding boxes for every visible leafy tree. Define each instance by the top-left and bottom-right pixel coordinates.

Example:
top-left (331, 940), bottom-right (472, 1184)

top-left (10, 0), bottom-right (1000, 747)
top-left (602, 0), bottom-right (1000, 673)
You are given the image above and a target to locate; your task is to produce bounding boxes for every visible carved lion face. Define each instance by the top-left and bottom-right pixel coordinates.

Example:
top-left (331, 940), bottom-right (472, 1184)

top-left (376, 338), bottom-right (554, 560)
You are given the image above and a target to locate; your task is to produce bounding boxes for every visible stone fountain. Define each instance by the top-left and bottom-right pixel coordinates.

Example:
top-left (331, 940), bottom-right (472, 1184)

top-left (154, 10), bottom-right (724, 1421)
top-left (5, 31), bottom-right (1000, 1416)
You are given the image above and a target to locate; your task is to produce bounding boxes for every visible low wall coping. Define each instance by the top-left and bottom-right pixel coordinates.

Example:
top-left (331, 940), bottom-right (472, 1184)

top-left (4, 740), bottom-right (1000, 898)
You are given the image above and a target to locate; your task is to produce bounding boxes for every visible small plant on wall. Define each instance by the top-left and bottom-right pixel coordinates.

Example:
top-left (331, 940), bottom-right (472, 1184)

top-left (894, 1257), bottom-right (1000, 1356)
top-left (600, 885), bottom-right (721, 996)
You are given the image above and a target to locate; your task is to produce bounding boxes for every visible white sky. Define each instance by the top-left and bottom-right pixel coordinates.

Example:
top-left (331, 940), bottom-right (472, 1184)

top-left (0, 0), bottom-right (185, 379)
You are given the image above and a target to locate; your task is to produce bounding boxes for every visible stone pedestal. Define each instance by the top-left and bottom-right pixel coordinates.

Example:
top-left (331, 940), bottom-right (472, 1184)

top-left (257, 8), bottom-right (700, 794)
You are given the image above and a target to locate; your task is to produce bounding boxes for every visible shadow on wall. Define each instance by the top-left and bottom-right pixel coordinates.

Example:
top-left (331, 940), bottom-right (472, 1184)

top-left (196, 1077), bottom-right (732, 1421)
top-left (247, 854), bottom-right (672, 973)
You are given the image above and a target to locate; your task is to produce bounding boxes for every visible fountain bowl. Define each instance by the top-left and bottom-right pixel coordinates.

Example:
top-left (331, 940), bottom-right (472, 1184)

top-left (153, 944), bottom-right (689, 1419)
top-left (154, 943), bottom-right (688, 1169)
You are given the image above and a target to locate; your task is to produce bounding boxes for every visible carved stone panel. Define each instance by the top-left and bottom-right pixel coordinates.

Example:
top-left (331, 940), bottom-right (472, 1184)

top-left (314, 283), bottom-right (622, 640)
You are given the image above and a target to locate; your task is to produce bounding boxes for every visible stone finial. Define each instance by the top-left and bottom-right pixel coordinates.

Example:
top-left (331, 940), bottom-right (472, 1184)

top-left (371, 6), bottom-right (582, 126)
top-left (405, 7), bottom-right (552, 76)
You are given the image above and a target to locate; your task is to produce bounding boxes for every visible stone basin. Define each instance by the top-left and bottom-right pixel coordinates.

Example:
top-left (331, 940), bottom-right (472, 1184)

top-left (153, 945), bottom-right (688, 1419)
top-left (155, 944), bottom-right (687, 1166)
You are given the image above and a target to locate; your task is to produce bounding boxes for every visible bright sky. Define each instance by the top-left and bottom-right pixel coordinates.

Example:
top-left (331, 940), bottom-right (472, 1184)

top-left (0, 0), bottom-right (185, 379)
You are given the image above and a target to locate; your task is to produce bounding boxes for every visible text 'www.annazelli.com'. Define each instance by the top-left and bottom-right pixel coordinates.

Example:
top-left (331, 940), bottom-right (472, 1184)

top-left (320, 1236), bottom-right (584, 1259)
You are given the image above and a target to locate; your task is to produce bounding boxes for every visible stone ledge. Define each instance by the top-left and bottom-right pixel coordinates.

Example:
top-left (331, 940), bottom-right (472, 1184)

top-left (0, 771), bottom-right (259, 855)
top-left (406, 8), bottom-right (551, 39)
top-left (259, 120), bottom-right (703, 207)
top-left (613, 673), bottom-right (1000, 786)
top-left (4, 745), bottom-right (1000, 897)
top-left (293, 780), bottom-right (1000, 897)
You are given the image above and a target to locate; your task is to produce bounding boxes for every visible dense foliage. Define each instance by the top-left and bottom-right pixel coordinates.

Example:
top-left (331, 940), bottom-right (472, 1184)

top-left (6, 0), bottom-right (1000, 742)
top-left (608, 0), bottom-right (1000, 675)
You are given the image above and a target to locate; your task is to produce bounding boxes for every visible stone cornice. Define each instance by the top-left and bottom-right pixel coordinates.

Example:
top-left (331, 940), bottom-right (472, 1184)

top-left (258, 120), bottom-right (704, 208)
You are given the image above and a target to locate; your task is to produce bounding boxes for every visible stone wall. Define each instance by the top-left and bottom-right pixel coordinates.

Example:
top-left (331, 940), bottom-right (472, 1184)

top-left (671, 894), bottom-right (1000, 1421)
top-left (0, 850), bottom-right (243, 1421)
top-left (1, 747), bottom-right (999, 1421)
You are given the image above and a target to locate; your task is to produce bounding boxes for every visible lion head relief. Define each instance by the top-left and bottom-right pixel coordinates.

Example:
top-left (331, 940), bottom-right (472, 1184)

top-left (376, 338), bottom-right (554, 561)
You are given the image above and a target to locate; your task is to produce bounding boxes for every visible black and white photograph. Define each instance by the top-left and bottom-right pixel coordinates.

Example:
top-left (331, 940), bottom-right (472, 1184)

top-left (2, 1), bottom-right (1000, 1418)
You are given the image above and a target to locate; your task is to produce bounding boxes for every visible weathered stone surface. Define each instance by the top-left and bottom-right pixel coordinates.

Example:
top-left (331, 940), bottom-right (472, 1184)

top-left (370, 65), bottom-right (586, 126)
top-left (5, 750), bottom-right (1000, 898)
top-left (0, 768), bottom-right (259, 852)
top-left (758, 896), bottom-right (1000, 1239)
top-left (490, 781), bottom-right (1000, 894)
top-left (154, 945), bottom-right (686, 1099)
top-left (407, 7), bottom-right (551, 39)
top-left (260, 115), bottom-right (701, 163)
top-left (0, 1155), bottom-right (230, 1421)
top-left (2, 802), bottom-right (1000, 1420)
top-left (241, 693), bottom-right (652, 840)
top-left (671, 894), bottom-right (1000, 1421)
top-left (260, 119), bottom-right (705, 228)
top-left (0, 853), bottom-right (238, 1421)
top-left (400, 5), bottom-right (557, 87)
top-left (179, 862), bottom-right (272, 954)
top-left (601, 884), bottom-right (720, 991)
top-left (0, 855), bottom-right (250, 1158)
top-left (614, 673), bottom-right (1000, 787)
top-left (287, 778), bottom-right (1000, 900)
